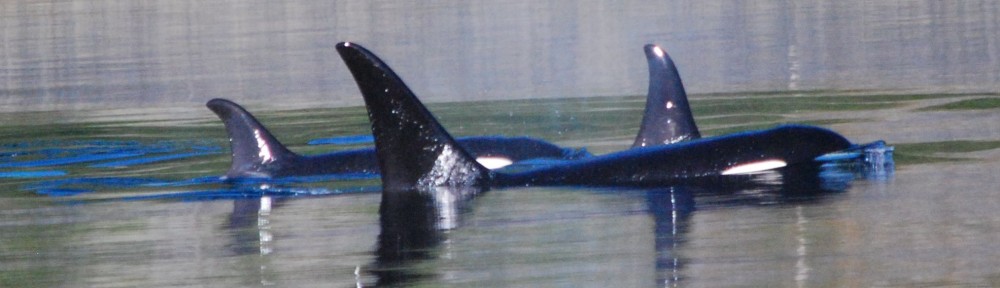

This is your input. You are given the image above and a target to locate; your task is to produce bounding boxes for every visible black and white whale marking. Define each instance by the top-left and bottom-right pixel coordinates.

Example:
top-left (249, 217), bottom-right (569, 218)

top-left (335, 42), bottom-right (854, 191)
top-left (208, 42), bottom-right (701, 179)
top-left (207, 99), bottom-right (587, 179)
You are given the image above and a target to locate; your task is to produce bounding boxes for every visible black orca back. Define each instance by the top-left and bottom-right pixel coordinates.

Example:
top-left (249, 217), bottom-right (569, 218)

top-left (499, 125), bottom-right (851, 187)
top-left (334, 42), bottom-right (853, 190)
top-left (336, 42), bottom-right (491, 191)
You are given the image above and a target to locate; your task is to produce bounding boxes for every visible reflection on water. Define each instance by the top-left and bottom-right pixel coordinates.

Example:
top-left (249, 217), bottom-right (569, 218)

top-left (227, 197), bottom-right (276, 256)
top-left (360, 158), bottom-right (879, 287)
top-left (368, 188), bottom-right (472, 286)
top-left (0, 3), bottom-right (996, 282)
top-left (647, 187), bottom-right (694, 286)
top-left (2, 1), bottom-right (999, 111)
top-left (4, 91), bottom-right (1000, 286)
top-left (0, 109), bottom-right (891, 286)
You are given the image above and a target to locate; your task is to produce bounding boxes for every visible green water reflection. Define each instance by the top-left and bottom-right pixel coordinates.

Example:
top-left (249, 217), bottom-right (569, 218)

top-left (919, 97), bottom-right (1000, 111)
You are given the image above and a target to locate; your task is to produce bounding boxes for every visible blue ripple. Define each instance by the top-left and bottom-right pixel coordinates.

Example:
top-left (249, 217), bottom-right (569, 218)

top-left (307, 135), bottom-right (374, 145)
top-left (0, 152), bottom-right (146, 168)
top-left (89, 151), bottom-right (221, 168)
top-left (0, 170), bottom-right (67, 178)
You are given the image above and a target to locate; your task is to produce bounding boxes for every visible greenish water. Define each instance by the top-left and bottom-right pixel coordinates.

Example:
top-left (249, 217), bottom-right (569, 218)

top-left (2, 91), bottom-right (1000, 286)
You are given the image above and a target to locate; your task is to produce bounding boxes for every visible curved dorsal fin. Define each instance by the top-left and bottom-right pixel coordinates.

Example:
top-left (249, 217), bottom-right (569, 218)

top-left (335, 42), bottom-right (491, 191)
top-left (632, 44), bottom-right (701, 148)
top-left (206, 98), bottom-right (297, 178)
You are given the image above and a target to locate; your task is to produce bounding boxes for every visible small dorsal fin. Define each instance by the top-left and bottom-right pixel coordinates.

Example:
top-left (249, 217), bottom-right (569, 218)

top-left (206, 98), bottom-right (297, 178)
top-left (632, 44), bottom-right (701, 148)
top-left (335, 42), bottom-right (491, 191)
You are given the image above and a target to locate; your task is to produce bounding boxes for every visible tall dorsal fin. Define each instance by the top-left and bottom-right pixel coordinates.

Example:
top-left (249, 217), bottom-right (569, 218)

top-left (335, 42), bottom-right (491, 191)
top-left (632, 44), bottom-right (701, 148)
top-left (206, 98), bottom-right (298, 178)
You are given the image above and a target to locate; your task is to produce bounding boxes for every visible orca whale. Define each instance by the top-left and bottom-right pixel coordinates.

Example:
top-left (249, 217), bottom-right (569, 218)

top-left (207, 98), bottom-right (589, 179)
top-left (208, 42), bottom-right (702, 179)
top-left (335, 42), bottom-right (853, 191)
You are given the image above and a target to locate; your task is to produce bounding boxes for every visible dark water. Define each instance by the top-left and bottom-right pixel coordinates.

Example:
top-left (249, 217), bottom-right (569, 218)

top-left (3, 1), bottom-right (1000, 287)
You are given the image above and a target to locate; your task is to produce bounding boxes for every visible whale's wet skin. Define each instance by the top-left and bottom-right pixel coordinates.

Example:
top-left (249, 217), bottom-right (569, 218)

top-left (3, 91), bottom-right (1000, 286)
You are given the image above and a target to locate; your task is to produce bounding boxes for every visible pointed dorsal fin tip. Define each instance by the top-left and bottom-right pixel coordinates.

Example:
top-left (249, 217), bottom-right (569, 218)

top-left (336, 42), bottom-right (491, 190)
top-left (206, 98), bottom-right (296, 178)
top-left (206, 97), bottom-right (233, 107)
top-left (633, 43), bottom-right (701, 148)
top-left (643, 44), bottom-right (668, 59)
top-left (206, 98), bottom-right (238, 114)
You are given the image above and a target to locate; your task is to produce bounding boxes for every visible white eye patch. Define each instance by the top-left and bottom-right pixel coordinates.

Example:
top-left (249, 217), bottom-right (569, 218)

top-left (476, 156), bottom-right (514, 169)
top-left (721, 159), bottom-right (787, 175)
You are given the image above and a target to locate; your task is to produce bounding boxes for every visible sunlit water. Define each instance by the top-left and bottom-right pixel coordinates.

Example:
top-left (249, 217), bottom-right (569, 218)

top-left (2, 91), bottom-right (1000, 287)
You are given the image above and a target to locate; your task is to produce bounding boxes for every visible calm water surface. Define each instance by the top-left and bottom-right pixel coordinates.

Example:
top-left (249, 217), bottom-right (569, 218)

top-left (3, 0), bottom-right (1000, 287)
top-left (2, 91), bottom-right (1000, 287)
